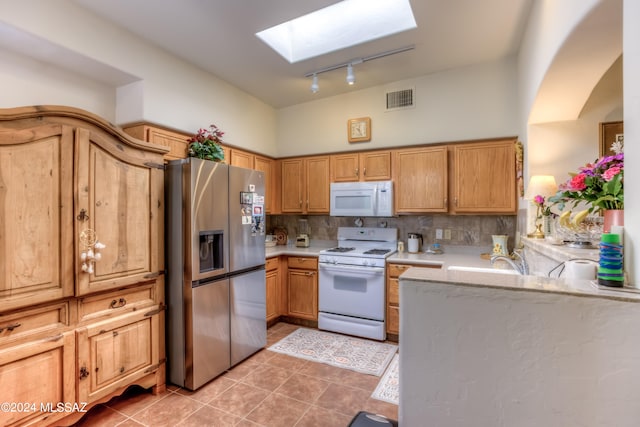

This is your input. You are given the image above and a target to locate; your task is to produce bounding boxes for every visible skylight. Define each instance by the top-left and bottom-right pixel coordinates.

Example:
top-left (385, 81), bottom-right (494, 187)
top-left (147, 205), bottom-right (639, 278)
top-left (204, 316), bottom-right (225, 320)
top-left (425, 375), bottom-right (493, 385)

top-left (256, 0), bottom-right (417, 63)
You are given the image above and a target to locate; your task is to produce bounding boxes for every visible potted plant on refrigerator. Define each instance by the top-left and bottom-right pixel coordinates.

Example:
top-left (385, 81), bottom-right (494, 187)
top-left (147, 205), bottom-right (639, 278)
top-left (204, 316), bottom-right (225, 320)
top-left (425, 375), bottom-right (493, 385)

top-left (187, 124), bottom-right (226, 162)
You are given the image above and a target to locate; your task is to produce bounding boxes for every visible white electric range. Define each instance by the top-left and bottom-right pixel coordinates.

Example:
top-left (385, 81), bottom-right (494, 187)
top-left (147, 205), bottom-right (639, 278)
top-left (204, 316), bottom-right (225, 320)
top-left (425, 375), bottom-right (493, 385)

top-left (318, 227), bottom-right (398, 340)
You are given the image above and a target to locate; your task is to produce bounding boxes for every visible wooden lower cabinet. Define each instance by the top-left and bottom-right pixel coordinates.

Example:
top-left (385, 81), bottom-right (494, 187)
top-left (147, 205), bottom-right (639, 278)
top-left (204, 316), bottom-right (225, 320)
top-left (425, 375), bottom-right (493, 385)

top-left (386, 263), bottom-right (441, 337)
top-left (266, 257), bottom-right (281, 323)
top-left (76, 309), bottom-right (161, 404)
top-left (0, 331), bottom-right (75, 427)
top-left (286, 256), bottom-right (318, 321)
top-left (386, 264), bottom-right (409, 336)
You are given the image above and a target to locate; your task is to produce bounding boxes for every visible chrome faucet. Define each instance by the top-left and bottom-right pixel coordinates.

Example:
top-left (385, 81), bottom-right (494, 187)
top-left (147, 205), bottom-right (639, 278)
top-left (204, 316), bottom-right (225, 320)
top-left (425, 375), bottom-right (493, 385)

top-left (490, 249), bottom-right (529, 275)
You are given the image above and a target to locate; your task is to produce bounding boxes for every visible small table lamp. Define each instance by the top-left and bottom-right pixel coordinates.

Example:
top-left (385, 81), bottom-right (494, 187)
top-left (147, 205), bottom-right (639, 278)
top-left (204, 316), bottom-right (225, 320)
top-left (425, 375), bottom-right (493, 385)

top-left (524, 175), bottom-right (558, 238)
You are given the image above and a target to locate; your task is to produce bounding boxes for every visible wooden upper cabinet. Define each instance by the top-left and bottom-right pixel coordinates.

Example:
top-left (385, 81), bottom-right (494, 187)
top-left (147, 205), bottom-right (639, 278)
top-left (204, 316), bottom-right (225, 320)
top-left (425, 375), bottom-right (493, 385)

top-left (451, 139), bottom-right (517, 214)
top-left (229, 148), bottom-right (254, 169)
top-left (394, 147), bottom-right (448, 213)
top-left (331, 151), bottom-right (391, 182)
top-left (281, 156), bottom-right (330, 213)
top-left (281, 158), bottom-right (305, 213)
top-left (75, 128), bottom-right (164, 296)
top-left (0, 124), bottom-right (75, 312)
top-left (122, 124), bottom-right (190, 161)
top-left (255, 155), bottom-right (278, 214)
top-left (306, 156), bottom-right (330, 213)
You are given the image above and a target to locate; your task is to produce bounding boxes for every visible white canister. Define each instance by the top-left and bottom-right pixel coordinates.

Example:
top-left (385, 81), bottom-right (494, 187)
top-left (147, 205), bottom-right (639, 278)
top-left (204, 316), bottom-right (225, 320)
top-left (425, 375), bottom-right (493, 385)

top-left (407, 233), bottom-right (423, 253)
top-left (564, 260), bottom-right (597, 280)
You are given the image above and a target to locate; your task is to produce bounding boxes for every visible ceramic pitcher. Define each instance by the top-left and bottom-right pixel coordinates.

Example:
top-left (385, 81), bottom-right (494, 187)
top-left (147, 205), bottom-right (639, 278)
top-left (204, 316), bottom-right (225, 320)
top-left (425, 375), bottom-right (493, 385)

top-left (491, 235), bottom-right (509, 256)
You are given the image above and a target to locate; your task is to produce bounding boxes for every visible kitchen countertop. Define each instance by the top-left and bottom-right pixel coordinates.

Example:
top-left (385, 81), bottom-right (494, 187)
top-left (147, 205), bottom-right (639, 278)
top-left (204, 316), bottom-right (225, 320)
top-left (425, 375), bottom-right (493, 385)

top-left (400, 259), bottom-right (640, 303)
top-left (265, 240), bottom-right (336, 257)
top-left (388, 245), bottom-right (494, 269)
top-left (268, 241), bottom-right (640, 303)
top-left (522, 236), bottom-right (599, 261)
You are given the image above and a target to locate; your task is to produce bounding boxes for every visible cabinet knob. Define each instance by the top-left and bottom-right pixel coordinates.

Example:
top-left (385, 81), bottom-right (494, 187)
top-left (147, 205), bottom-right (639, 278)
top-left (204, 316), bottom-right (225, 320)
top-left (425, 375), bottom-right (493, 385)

top-left (79, 366), bottom-right (90, 380)
top-left (110, 298), bottom-right (127, 309)
top-left (76, 208), bottom-right (89, 222)
top-left (355, 168), bottom-right (359, 177)
top-left (363, 168), bottom-right (367, 176)
top-left (0, 323), bottom-right (21, 333)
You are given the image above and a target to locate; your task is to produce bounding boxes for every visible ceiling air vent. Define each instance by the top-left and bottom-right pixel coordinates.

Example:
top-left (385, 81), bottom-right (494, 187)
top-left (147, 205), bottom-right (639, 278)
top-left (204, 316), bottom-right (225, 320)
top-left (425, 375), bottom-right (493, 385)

top-left (385, 88), bottom-right (414, 111)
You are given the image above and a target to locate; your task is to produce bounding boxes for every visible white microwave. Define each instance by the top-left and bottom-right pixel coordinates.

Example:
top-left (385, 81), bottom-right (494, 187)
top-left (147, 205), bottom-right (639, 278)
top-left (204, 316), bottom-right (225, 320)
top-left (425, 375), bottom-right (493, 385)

top-left (330, 181), bottom-right (393, 217)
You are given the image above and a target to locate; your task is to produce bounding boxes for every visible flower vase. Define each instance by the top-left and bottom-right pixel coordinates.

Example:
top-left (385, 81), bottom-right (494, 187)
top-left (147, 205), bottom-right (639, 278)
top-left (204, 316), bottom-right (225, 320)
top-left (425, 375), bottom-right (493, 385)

top-left (603, 209), bottom-right (624, 233)
top-left (542, 215), bottom-right (553, 237)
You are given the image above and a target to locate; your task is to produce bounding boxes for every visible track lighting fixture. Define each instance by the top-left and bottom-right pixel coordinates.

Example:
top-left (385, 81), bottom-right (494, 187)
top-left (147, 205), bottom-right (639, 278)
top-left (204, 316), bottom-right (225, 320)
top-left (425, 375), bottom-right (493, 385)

top-left (304, 45), bottom-right (414, 91)
top-left (346, 64), bottom-right (355, 85)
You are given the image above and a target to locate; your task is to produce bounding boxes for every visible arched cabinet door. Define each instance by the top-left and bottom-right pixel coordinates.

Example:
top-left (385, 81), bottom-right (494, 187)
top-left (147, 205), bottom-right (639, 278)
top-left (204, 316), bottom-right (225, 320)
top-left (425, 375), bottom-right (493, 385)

top-left (75, 127), bottom-right (164, 296)
top-left (0, 124), bottom-right (74, 311)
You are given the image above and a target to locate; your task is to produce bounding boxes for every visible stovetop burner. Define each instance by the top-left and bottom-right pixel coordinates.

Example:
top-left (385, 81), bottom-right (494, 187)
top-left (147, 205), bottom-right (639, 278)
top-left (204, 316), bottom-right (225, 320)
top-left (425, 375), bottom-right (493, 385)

top-left (326, 246), bottom-right (356, 253)
top-left (363, 248), bottom-right (391, 255)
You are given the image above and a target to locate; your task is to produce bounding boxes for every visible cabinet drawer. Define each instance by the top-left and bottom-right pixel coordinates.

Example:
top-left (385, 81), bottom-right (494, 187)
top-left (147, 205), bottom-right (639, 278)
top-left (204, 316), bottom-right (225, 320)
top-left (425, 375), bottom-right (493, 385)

top-left (78, 283), bottom-right (156, 323)
top-left (388, 264), bottom-right (411, 278)
top-left (387, 278), bottom-right (399, 305)
top-left (0, 302), bottom-right (69, 346)
top-left (388, 263), bottom-right (441, 278)
top-left (287, 256), bottom-right (318, 270)
top-left (266, 256), bottom-right (279, 271)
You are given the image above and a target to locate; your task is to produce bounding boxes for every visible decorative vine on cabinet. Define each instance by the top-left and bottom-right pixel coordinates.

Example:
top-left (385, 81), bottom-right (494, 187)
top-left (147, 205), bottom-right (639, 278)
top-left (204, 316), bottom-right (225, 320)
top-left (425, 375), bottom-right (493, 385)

top-left (0, 106), bottom-right (168, 427)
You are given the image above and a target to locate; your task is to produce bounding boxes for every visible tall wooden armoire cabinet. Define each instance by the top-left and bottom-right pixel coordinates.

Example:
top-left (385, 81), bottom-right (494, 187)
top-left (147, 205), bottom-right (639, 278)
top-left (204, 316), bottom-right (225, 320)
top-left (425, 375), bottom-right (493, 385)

top-left (0, 106), bottom-right (168, 427)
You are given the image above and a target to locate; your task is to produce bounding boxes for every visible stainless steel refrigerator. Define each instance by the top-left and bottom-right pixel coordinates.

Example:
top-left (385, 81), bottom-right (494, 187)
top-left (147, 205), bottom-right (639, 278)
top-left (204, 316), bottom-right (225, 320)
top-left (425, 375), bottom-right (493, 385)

top-left (165, 158), bottom-right (266, 390)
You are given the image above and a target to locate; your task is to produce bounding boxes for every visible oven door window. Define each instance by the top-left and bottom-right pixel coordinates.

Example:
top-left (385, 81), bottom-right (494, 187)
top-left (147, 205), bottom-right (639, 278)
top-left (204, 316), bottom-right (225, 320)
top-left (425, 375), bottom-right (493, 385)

top-left (318, 264), bottom-right (385, 321)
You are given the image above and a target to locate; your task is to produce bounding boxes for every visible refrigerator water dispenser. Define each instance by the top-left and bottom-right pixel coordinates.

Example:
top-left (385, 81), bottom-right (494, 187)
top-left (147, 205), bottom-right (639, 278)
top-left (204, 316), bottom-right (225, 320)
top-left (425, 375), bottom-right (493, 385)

top-left (199, 230), bottom-right (223, 272)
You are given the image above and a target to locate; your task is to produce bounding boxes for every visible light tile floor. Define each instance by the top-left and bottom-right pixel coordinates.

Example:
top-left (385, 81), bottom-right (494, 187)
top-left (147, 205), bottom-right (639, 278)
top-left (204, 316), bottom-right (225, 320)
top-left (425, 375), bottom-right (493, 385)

top-left (72, 322), bottom-right (398, 427)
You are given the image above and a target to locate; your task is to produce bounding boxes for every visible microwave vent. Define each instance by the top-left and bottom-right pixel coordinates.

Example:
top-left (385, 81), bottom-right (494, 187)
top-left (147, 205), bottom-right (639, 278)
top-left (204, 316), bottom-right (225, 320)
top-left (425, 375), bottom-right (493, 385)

top-left (385, 88), bottom-right (414, 111)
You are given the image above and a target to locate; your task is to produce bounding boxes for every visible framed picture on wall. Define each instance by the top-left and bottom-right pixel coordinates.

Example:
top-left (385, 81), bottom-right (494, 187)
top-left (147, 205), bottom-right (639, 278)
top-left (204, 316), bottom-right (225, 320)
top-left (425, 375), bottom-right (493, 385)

top-left (599, 121), bottom-right (623, 157)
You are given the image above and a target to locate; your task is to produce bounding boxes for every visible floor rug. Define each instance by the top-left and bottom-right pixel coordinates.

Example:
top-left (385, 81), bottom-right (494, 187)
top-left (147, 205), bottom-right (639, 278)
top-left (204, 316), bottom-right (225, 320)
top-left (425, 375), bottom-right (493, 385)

top-left (371, 353), bottom-right (399, 405)
top-left (268, 328), bottom-right (398, 376)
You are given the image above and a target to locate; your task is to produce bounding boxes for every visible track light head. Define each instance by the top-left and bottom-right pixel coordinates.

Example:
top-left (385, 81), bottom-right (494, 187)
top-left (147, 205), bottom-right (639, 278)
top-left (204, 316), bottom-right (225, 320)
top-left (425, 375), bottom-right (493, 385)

top-left (310, 74), bottom-right (319, 93)
top-left (346, 63), bottom-right (355, 85)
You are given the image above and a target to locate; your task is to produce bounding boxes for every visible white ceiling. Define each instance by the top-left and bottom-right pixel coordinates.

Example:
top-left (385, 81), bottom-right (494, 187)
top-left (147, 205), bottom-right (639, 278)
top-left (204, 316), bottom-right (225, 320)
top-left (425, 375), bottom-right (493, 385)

top-left (73, 0), bottom-right (534, 109)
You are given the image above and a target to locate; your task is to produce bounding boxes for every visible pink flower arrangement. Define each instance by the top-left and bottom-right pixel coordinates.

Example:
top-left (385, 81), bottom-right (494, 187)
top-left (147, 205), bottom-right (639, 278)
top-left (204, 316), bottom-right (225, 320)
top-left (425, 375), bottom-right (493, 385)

top-left (550, 153), bottom-right (624, 212)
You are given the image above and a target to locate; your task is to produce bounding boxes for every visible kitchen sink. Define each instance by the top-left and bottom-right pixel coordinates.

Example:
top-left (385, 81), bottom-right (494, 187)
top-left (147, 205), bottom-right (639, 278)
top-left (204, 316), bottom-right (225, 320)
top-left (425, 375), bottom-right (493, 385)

top-left (447, 265), bottom-right (520, 275)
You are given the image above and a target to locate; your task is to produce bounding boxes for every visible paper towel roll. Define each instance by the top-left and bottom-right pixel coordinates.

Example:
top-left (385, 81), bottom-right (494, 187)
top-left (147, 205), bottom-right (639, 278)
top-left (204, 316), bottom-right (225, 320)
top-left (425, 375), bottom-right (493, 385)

top-left (565, 260), bottom-right (597, 280)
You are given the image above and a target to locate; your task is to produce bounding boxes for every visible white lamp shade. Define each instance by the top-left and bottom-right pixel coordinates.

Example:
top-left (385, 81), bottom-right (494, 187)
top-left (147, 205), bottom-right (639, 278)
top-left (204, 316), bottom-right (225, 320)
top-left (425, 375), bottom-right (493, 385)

top-left (524, 175), bottom-right (558, 200)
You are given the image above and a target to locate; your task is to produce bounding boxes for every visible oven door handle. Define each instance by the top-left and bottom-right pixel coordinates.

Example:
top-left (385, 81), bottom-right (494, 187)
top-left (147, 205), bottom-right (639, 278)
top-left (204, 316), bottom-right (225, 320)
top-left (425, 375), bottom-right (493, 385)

top-left (319, 263), bottom-right (385, 275)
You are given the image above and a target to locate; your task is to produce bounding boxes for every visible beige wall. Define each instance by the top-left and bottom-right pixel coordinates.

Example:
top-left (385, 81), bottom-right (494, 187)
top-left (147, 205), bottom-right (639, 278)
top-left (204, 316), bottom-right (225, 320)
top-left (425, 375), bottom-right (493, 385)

top-left (0, 0), bottom-right (278, 157)
top-left (276, 58), bottom-right (519, 157)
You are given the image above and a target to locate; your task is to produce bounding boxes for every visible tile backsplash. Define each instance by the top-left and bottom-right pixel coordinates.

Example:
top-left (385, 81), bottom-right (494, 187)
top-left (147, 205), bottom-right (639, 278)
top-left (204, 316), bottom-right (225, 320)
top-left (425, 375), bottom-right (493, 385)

top-left (266, 214), bottom-right (517, 250)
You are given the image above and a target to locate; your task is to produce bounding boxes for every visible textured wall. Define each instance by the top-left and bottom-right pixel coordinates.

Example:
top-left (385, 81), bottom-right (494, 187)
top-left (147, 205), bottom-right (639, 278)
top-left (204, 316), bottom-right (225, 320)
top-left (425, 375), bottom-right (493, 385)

top-left (400, 278), bottom-right (640, 426)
